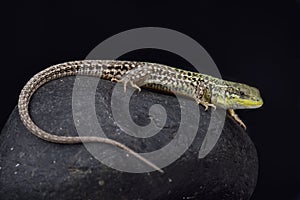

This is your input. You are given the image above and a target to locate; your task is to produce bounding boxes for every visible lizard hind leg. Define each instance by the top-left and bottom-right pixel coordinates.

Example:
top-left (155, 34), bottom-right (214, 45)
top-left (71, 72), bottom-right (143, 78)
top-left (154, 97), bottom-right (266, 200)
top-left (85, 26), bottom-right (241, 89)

top-left (120, 78), bottom-right (142, 93)
top-left (119, 67), bottom-right (151, 93)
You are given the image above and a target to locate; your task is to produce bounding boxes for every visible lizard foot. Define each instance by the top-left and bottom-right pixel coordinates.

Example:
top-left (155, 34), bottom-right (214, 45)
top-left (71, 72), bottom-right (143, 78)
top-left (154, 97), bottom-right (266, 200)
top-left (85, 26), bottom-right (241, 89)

top-left (196, 99), bottom-right (216, 111)
top-left (119, 78), bottom-right (142, 93)
top-left (111, 77), bottom-right (120, 83)
top-left (228, 109), bottom-right (247, 130)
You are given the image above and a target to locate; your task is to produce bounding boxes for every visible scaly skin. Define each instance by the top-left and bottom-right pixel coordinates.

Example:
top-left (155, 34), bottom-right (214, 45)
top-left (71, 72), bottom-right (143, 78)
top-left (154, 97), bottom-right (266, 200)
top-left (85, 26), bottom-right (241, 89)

top-left (18, 60), bottom-right (263, 173)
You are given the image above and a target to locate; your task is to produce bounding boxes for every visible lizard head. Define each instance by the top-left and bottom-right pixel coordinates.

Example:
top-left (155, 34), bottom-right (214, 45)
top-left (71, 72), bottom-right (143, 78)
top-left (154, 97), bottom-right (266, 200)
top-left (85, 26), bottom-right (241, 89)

top-left (211, 82), bottom-right (264, 109)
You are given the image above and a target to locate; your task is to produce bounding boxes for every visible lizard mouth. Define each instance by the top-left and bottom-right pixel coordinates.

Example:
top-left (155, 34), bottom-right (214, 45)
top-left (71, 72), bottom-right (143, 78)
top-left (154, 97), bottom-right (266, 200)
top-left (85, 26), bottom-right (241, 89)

top-left (236, 98), bottom-right (264, 109)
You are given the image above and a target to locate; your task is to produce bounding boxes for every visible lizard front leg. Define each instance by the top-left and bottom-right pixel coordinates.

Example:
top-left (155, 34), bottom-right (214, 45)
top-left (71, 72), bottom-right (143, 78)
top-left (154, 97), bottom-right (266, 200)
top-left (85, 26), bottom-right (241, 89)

top-left (194, 83), bottom-right (216, 111)
top-left (228, 109), bottom-right (246, 129)
top-left (195, 98), bottom-right (216, 111)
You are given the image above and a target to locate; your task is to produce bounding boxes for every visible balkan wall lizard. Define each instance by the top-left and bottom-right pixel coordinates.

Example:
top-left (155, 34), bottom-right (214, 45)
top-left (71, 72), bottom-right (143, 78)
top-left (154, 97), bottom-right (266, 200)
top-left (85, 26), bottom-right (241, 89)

top-left (18, 60), bottom-right (263, 173)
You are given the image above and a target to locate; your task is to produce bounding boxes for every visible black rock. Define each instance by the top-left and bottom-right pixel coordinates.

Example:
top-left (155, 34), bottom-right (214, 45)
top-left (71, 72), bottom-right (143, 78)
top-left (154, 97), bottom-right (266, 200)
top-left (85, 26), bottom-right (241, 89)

top-left (0, 76), bottom-right (258, 200)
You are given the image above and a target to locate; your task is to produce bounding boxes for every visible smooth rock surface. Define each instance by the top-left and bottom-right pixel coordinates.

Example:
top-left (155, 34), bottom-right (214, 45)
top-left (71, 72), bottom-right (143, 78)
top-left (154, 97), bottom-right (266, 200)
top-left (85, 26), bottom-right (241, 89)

top-left (0, 77), bottom-right (258, 200)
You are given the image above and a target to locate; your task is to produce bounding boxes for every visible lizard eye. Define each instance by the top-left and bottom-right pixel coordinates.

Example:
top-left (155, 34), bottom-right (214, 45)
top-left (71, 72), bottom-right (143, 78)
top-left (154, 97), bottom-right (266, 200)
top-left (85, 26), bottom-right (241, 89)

top-left (240, 91), bottom-right (245, 96)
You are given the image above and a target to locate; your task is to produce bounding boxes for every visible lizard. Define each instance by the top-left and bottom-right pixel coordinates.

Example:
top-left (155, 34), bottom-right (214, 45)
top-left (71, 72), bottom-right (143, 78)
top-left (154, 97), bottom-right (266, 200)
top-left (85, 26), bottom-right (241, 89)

top-left (18, 60), bottom-right (263, 173)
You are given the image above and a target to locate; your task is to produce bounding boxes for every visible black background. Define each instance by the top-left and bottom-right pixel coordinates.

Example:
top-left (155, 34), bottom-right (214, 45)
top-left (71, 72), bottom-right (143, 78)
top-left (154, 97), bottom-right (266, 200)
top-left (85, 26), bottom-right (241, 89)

top-left (3, 0), bottom-right (300, 199)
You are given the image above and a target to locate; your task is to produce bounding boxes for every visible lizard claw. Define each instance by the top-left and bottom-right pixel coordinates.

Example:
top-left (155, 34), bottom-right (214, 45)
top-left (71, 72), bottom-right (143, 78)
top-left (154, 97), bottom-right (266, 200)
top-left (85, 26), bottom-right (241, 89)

top-left (204, 105), bottom-right (209, 111)
top-left (210, 104), bottom-right (217, 110)
top-left (205, 103), bottom-right (216, 111)
top-left (239, 121), bottom-right (247, 130)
